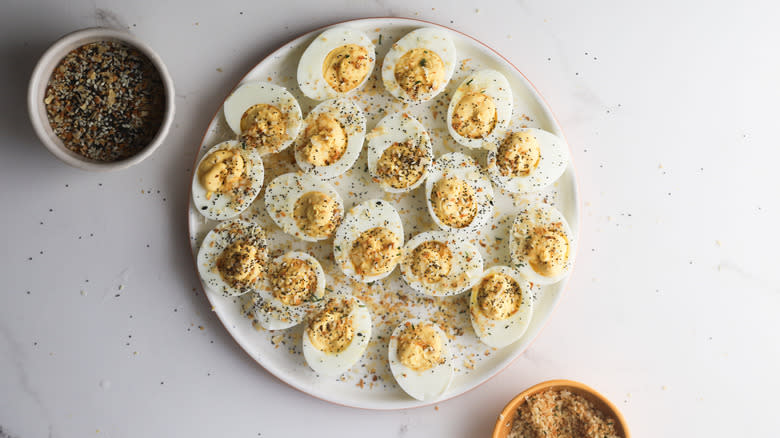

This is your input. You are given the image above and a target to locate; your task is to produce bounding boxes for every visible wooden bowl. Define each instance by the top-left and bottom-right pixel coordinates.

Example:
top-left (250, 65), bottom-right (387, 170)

top-left (492, 379), bottom-right (630, 438)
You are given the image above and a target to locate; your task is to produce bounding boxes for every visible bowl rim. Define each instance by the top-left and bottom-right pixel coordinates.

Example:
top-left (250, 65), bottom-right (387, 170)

top-left (492, 379), bottom-right (631, 438)
top-left (27, 27), bottom-right (176, 171)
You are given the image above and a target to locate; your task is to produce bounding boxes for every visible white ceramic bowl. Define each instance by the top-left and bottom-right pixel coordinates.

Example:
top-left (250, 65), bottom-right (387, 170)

top-left (27, 27), bottom-right (175, 171)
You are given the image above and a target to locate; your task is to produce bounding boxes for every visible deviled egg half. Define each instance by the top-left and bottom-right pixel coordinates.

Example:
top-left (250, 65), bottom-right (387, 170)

top-left (297, 27), bottom-right (376, 101)
top-left (264, 172), bottom-right (344, 242)
top-left (367, 112), bottom-right (433, 193)
top-left (447, 69), bottom-right (513, 149)
top-left (223, 82), bottom-right (302, 155)
top-left (425, 152), bottom-right (494, 234)
top-left (253, 251), bottom-right (326, 330)
top-left (469, 266), bottom-right (533, 348)
top-left (197, 219), bottom-right (268, 297)
top-left (389, 319), bottom-right (453, 401)
top-left (399, 230), bottom-right (483, 297)
top-left (192, 140), bottom-right (265, 221)
top-left (487, 127), bottom-right (570, 193)
top-left (302, 294), bottom-right (372, 376)
top-left (382, 27), bottom-right (456, 104)
top-left (333, 199), bottom-right (404, 283)
top-left (509, 202), bottom-right (575, 285)
top-left (294, 98), bottom-right (366, 180)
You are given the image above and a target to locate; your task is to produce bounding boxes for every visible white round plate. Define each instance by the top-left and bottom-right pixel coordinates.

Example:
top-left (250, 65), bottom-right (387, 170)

top-left (188, 17), bottom-right (579, 410)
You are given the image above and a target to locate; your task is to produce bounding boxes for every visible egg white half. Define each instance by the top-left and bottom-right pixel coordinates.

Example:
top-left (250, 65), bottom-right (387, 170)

top-left (425, 152), bottom-right (495, 234)
top-left (469, 266), bottom-right (533, 348)
top-left (382, 27), bottom-right (457, 103)
top-left (222, 82), bottom-right (303, 155)
top-left (196, 219), bottom-right (268, 297)
top-left (487, 127), bottom-right (570, 193)
top-left (388, 319), bottom-right (453, 401)
top-left (333, 199), bottom-right (404, 283)
top-left (366, 112), bottom-right (433, 193)
top-left (264, 172), bottom-right (344, 242)
top-left (297, 27), bottom-right (376, 101)
top-left (191, 140), bottom-right (265, 221)
top-left (252, 251), bottom-right (326, 330)
top-left (509, 202), bottom-right (575, 285)
top-left (302, 294), bottom-right (372, 377)
top-left (446, 69), bottom-right (513, 149)
top-left (399, 230), bottom-right (483, 297)
top-left (293, 98), bottom-right (366, 180)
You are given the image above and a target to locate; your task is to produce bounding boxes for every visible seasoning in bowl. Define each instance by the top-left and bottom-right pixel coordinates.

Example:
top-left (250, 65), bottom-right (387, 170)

top-left (44, 41), bottom-right (166, 162)
top-left (509, 389), bottom-right (622, 438)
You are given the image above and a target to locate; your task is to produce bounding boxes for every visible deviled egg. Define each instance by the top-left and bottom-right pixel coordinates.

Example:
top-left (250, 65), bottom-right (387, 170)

top-left (509, 202), bottom-right (574, 285)
top-left (487, 127), bottom-right (570, 193)
top-left (366, 112), bottom-right (433, 193)
top-left (253, 251), bottom-right (326, 330)
top-left (447, 69), bottom-right (512, 149)
top-left (223, 82), bottom-right (302, 155)
top-left (302, 294), bottom-right (372, 376)
top-left (425, 152), bottom-right (494, 233)
top-left (294, 98), bottom-right (366, 180)
top-left (264, 172), bottom-right (344, 242)
top-left (197, 219), bottom-right (268, 297)
top-left (469, 266), bottom-right (533, 348)
top-left (382, 28), bottom-right (456, 103)
top-left (192, 141), bottom-right (265, 221)
top-left (399, 230), bottom-right (483, 297)
top-left (297, 27), bottom-right (376, 101)
top-left (389, 319), bottom-right (453, 401)
top-left (333, 199), bottom-right (404, 283)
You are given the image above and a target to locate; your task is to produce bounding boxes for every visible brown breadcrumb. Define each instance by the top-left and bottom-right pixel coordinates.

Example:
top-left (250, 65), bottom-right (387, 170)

top-left (509, 389), bottom-right (622, 438)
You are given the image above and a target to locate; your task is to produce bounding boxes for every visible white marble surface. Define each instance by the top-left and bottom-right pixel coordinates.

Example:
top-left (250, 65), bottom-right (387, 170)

top-left (1, 0), bottom-right (778, 436)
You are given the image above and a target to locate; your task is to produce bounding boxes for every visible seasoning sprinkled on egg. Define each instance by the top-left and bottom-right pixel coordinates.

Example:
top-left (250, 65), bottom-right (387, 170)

top-left (400, 230), bottom-right (483, 297)
top-left (264, 172), bottom-right (345, 242)
top-left (302, 294), bottom-right (372, 376)
top-left (333, 199), bottom-right (404, 283)
top-left (382, 28), bottom-right (457, 103)
top-left (367, 112), bottom-right (433, 193)
top-left (469, 266), bottom-right (533, 348)
top-left (192, 143), bottom-right (264, 220)
top-left (487, 127), bottom-right (571, 193)
top-left (510, 203), bottom-right (575, 285)
top-left (446, 69), bottom-right (512, 149)
top-left (196, 219), bottom-right (268, 297)
top-left (425, 152), bottom-right (495, 234)
top-left (388, 319), bottom-right (453, 401)
top-left (294, 98), bottom-right (366, 180)
top-left (298, 27), bottom-right (376, 100)
top-left (223, 82), bottom-right (302, 155)
top-left (252, 251), bottom-right (326, 331)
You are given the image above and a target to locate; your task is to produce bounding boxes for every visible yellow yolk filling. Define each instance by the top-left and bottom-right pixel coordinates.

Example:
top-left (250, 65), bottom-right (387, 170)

top-left (394, 48), bottom-right (446, 100)
top-left (410, 241), bottom-right (453, 284)
top-left (451, 92), bottom-right (497, 139)
top-left (322, 44), bottom-right (371, 93)
top-left (299, 113), bottom-right (347, 166)
top-left (307, 298), bottom-right (355, 353)
top-left (239, 103), bottom-right (287, 152)
top-left (198, 149), bottom-right (245, 200)
top-left (375, 140), bottom-right (427, 189)
top-left (397, 322), bottom-right (445, 372)
top-left (293, 191), bottom-right (341, 238)
top-left (525, 223), bottom-right (569, 277)
top-left (431, 177), bottom-right (477, 228)
top-left (271, 258), bottom-right (317, 306)
top-left (349, 227), bottom-right (401, 277)
top-left (498, 131), bottom-right (541, 177)
top-left (216, 240), bottom-right (265, 288)
top-left (477, 272), bottom-right (522, 320)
